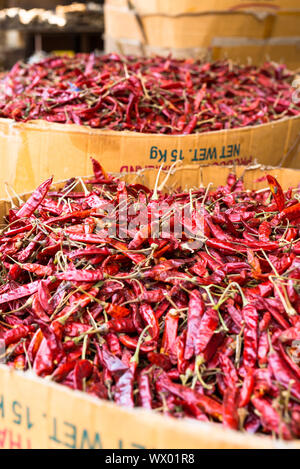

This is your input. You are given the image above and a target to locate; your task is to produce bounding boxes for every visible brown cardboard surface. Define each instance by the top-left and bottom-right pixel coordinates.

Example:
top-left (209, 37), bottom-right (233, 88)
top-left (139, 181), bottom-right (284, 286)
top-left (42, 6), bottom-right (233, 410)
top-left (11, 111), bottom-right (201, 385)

top-left (104, 0), bottom-right (300, 67)
top-left (0, 115), bottom-right (300, 198)
top-left (212, 39), bottom-right (300, 70)
top-left (0, 364), bottom-right (298, 450)
top-left (0, 164), bottom-right (300, 449)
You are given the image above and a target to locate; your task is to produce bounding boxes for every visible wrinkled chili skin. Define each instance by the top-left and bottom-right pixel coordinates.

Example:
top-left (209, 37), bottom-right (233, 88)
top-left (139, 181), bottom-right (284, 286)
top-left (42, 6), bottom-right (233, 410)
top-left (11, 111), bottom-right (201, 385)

top-left (0, 167), bottom-right (299, 441)
top-left (0, 55), bottom-right (299, 134)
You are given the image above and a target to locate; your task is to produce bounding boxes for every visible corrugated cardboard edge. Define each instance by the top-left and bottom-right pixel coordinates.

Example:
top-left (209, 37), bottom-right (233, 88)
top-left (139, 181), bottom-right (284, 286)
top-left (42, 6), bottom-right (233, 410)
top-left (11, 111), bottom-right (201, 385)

top-left (0, 365), bottom-right (299, 449)
top-left (0, 114), bottom-right (300, 198)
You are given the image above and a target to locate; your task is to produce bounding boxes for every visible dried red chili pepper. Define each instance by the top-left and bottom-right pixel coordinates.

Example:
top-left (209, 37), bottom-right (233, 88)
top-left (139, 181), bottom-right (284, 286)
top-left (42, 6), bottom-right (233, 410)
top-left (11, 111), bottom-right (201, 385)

top-left (266, 175), bottom-right (285, 212)
top-left (252, 396), bottom-right (292, 440)
top-left (138, 370), bottom-right (152, 409)
top-left (223, 386), bottom-right (239, 430)
top-left (15, 177), bottom-right (53, 219)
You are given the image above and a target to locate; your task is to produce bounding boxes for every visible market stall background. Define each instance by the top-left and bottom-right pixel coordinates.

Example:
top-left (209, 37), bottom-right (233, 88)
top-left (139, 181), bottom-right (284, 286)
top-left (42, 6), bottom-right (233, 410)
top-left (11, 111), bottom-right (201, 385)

top-left (0, 1), bottom-right (104, 70)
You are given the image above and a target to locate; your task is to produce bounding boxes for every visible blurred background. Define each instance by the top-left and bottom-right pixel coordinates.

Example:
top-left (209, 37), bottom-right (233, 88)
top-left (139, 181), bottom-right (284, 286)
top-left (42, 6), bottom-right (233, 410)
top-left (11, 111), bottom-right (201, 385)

top-left (0, 1), bottom-right (299, 71)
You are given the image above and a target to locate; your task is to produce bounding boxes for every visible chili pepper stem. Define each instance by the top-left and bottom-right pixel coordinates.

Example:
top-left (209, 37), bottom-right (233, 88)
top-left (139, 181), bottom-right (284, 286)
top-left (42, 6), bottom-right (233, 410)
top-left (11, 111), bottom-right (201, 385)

top-left (130, 325), bottom-right (151, 365)
top-left (193, 355), bottom-right (213, 390)
top-left (216, 282), bottom-right (249, 309)
top-left (157, 161), bottom-right (179, 193)
top-left (5, 182), bottom-right (24, 207)
top-left (152, 164), bottom-right (163, 201)
top-left (78, 177), bottom-right (90, 197)
top-left (269, 276), bottom-right (297, 317)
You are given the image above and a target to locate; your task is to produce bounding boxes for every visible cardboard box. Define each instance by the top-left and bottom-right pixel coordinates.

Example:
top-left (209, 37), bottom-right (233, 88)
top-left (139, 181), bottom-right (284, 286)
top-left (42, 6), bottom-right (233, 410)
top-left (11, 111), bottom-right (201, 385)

top-left (0, 163), bottom-right (300, 449)
top-left (104, 0), bottom-right (300, 68)
top-left (0, 114), bottom-right (300, 199)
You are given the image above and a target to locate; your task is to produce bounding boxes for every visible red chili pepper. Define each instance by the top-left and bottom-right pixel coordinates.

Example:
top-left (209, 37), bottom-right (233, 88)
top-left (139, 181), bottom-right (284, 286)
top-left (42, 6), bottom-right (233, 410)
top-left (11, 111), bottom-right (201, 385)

top-left (106, 332), bottom-right (122, 357)
top-left (258, 220), bottom-right (272, 243)
top-left (161, 311), bottom-right (179, 361)
top-left (3, 325), bottom-right (34, 347)
top-left (27, 329), bottom-right (43, 363)
top-left (0, 281), bottom-right (40, 305)
top-left (223, 386), bottom-right (239, 430)
top-left (147, 351), bottom-right (172, 371)
top-left (242, 305), bottom-right (258, 371)
top-left (138, 371), bottom-right (152, 409)
top-left (119, 335), bottom-right (156, 353)
top-left (105, 304), bottom-right (131, 319)
top-left (239, 369), bottom-right (254, 407)
top-left (258, 332), bottom-right (269, 367)
top-left (16, 177), bottom-right (53, 219)
top-left (266, 175), bottom-right (285, 212)
top-left (55, 269), bottom-right (103, 282)
top-left (139, 303), bottom-right (160, 340)
top-left (278, 203), bottom-right (300, 223)
top-left (33, 338), bottom-right (54, 376)
top-left (252, 396), bottom-right (292, 440)
top-left (37, 280), bottom-right (53, 314)
top-left (107, 318), bottom-right (136, 334)
top-left (114, 368), bottom-right (135, 408)
top-left (90, 158), bottom-right (112, 183)
top-left (185, 290), bottom-right (204, 360)
top-left (195, 308), bottom-right (219, 356)
top-left (52, 360), bottom-right (76, 382)
top-left (20, 263), bottom-right (53, 277)
top-left (18, 233), bottom-right (45, 263)
top-left (278, 343), bottom-right (300, 380)
top-left (101, 348), bottom-right (128, 375)
top-left (158, 374), bottom-right (222, 420)
top-left (269, 351), bottom-right (300, 401)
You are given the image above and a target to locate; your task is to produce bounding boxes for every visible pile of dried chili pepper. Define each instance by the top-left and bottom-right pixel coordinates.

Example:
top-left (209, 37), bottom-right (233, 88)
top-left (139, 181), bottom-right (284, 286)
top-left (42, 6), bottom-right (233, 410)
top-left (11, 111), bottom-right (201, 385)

top-left (0, 54), bottom-right (299, 134)
top-left (0, 160), bottom-right (300, 440)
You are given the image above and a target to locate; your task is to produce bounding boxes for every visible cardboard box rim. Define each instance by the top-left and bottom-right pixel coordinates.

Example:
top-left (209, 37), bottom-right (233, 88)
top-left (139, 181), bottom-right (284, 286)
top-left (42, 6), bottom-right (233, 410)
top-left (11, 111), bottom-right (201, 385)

top-left (1, 163), bottom-right (300, 201)
top-left (0, 364), bottom-right (299, 450)
top-left (0, 164), bottom-right (300, 449)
